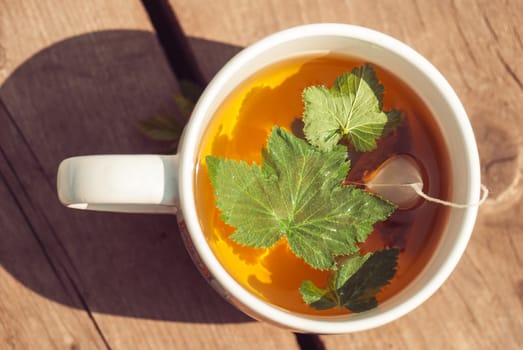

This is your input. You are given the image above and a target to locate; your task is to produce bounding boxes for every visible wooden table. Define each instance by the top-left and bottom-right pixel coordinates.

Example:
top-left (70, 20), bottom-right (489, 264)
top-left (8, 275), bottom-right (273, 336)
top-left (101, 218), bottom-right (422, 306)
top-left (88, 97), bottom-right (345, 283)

top-left (0, 1), bottom-right (521, 349)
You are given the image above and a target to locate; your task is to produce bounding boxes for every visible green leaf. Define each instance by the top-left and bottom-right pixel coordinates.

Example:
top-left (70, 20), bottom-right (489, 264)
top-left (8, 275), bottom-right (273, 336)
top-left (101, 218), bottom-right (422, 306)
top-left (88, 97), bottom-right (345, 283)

top-left (137, 80), bottom-right (202, 148)
top-left (206, 127), bottom-right (395, 270)
top-left (137, 114), bottom-right (182, 142)
top-left (300, 248), bottom-right (400, 312)
top-left (299, 280), bottom-right (338, 310)
top-left (302, 64), bottom-right (403, 152)
top-left (179, 79), bottom-right (204, 103)
top-left (174, 95), bottom-right (195, 119)
top-left (175, 79), bottom-right (204, 119)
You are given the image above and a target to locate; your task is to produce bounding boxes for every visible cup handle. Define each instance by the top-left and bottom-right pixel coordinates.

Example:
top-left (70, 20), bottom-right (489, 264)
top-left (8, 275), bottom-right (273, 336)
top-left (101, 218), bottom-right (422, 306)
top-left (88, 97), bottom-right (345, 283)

top-left (57, 154), bottom-right (179, 214)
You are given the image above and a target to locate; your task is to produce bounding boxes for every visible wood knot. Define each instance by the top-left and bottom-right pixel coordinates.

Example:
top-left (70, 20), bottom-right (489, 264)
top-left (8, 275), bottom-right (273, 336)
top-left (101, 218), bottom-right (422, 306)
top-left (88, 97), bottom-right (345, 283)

top-left (474, 121), bottom-right (522, 210)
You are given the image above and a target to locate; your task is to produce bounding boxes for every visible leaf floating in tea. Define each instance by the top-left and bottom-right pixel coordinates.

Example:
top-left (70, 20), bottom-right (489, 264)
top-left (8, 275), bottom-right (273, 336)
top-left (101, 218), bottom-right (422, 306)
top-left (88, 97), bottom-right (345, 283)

top-left (302, 64), bottom-right (402, 152)
top-left (300, 248), bottom-right (400, 312)
top-left (206, 127), bottom-right (396, 270)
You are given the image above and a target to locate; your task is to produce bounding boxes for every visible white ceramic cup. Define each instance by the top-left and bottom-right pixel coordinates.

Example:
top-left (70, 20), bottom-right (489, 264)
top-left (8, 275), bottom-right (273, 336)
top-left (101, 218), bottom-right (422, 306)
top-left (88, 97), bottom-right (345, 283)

top-left (57, 24), bottom-right (480, 333)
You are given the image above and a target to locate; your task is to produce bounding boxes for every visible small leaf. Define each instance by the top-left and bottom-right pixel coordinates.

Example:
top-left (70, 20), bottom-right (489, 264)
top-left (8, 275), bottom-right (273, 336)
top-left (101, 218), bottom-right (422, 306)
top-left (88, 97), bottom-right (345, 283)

top-left (300, 248), bottom-right (399, 312)
top-left (299, 280), bottom-right (338, 310)
top-left (303, 64), bottom-right (403, 152)
top-left (331, 253), bottom-right (370, 290)
top-left (339, 248), bottom-right (399, 312)
top-left (137, 115), bottom-right (182, 141)
top-left (137, 80), bottom-right (202, 148)
top-left (174, 95), bottom-right (195, 119)
top-left (179, 79), bottom-right (204, 103)
top-left (383, 109), bottom-right (403, 138)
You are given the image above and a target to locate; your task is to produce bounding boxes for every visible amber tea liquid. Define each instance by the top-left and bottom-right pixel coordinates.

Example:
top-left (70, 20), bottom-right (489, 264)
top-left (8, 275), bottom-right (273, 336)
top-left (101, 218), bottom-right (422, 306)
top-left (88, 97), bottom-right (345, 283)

top-left (194, 54), bottom-right (451, 315)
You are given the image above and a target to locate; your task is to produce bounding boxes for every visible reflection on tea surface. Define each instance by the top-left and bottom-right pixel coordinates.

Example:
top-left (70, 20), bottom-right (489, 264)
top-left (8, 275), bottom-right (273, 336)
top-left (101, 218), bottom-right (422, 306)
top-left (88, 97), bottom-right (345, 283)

top-left (195, 54), bottom-right (450, 315)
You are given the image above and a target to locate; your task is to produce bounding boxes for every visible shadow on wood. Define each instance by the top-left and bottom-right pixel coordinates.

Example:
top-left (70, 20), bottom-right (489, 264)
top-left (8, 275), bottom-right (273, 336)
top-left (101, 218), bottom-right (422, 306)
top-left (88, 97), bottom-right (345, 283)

top-left (0, 30), bottom-right (251, 323)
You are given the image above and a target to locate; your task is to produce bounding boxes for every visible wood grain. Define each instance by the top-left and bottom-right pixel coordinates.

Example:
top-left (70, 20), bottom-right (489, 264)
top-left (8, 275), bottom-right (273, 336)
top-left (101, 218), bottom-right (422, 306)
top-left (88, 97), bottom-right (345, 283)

top-left (0, 0), bottom-right (300, 349)
top-left (0, 104), bottom-right (106, 349)
top-left (168, 0), bottom-right (523, 348)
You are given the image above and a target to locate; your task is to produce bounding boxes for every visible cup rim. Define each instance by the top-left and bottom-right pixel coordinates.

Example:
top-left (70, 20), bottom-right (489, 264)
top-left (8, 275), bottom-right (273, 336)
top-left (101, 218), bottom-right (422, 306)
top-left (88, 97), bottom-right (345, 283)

top-left (178, 23), bottom-right (480, 333)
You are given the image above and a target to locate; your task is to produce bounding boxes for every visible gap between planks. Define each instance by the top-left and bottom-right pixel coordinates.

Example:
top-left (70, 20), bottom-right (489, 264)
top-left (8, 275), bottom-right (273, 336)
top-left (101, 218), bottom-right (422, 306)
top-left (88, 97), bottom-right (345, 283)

top-left (140, 0), bottom-right (325, 348)
top-left (0, 100), bottom-right (112, 350)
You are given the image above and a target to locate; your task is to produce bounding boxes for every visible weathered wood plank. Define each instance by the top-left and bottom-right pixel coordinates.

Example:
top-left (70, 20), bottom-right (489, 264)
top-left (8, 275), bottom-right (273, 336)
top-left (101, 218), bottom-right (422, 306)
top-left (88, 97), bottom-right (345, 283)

top-left (0, 0), bottom-right (301, 349)
top-left (0, 105), bottom-right (107, 349)
top-left (168, 0), bottom-right (523, 348)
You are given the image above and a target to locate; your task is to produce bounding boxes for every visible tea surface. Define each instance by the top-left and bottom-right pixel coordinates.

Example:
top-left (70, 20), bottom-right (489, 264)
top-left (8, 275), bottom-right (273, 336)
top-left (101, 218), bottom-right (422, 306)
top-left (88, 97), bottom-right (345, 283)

top-left (195, 54), bottom-right (450, 315)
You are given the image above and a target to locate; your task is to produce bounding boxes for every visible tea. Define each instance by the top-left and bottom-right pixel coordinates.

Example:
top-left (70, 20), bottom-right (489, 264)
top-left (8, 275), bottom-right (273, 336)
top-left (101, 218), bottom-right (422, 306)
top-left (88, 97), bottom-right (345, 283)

top-left (194, 54), bottom-right (450, 315)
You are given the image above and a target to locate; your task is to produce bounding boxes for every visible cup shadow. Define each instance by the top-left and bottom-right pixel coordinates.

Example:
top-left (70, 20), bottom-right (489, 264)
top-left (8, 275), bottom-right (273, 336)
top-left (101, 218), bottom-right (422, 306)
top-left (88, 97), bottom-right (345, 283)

top-left (0, 30), bottom-right (251, 323)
